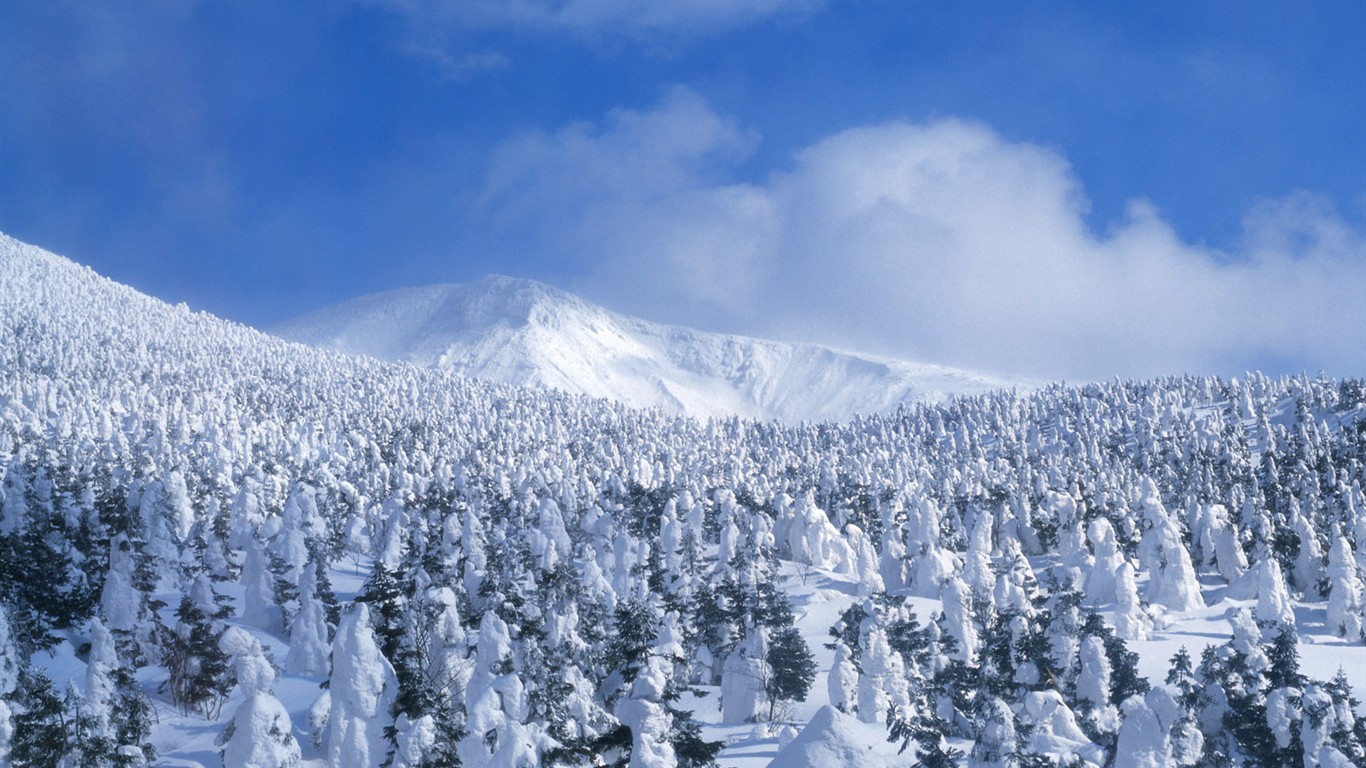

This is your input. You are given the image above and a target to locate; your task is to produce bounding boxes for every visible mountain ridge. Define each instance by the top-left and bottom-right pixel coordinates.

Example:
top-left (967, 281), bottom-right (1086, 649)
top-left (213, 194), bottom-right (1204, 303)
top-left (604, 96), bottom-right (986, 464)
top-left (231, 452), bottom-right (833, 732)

top-left (273, 275), bottom-right (1021, 423)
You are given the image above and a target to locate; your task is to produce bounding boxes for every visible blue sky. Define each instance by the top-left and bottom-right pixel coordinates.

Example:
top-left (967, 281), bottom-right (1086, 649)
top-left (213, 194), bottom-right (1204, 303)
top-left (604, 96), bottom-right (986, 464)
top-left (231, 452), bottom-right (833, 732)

top-left (2, 0), bottom-right (1364, 379)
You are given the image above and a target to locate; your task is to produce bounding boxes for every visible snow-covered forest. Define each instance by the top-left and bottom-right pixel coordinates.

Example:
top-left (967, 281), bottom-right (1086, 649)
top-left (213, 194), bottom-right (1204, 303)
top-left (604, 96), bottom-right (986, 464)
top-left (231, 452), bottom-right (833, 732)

top-left (2, 232), bottom-right (1366, 768)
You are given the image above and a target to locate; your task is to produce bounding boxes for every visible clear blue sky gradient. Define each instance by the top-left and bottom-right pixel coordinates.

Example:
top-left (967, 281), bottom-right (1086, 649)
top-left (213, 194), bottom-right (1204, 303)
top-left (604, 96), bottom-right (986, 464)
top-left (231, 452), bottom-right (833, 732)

top-left (2, 0), bottom-right (1364, 377)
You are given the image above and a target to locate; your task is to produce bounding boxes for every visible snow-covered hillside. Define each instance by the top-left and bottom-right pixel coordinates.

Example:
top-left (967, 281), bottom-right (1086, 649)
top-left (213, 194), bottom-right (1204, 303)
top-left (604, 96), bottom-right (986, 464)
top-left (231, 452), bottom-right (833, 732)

top-left (4, 232), bottom-right (1366, 768)
top-left (273, 277), bottom-right (1017, 423)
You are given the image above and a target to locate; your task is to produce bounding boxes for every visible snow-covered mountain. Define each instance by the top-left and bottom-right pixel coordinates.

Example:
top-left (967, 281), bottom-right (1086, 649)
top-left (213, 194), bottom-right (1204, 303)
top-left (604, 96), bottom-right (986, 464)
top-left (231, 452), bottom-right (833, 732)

top-left (273, 277), bottom-right (1018, 423)
top-left (6, 232), bottom-right (1366, 768)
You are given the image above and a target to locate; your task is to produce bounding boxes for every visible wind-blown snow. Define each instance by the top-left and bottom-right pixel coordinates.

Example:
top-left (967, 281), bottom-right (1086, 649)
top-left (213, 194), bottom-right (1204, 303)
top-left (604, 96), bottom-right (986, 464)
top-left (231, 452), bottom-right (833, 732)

top-left (273, 276), bottom-right (1019, 423)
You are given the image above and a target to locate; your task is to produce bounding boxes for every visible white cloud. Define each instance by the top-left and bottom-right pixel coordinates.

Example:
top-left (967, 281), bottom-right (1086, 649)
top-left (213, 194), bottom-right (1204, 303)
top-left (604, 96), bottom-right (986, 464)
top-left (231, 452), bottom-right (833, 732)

top-left (483, 87), bottom-right (757, 205)
top-left (373, 0), bottom-right (823, 84)
top-left (405, 45), bottom-right (510, 81)
top-left (479, 89), bottom-right (1366, 380)
top-left (380, 0), bottom-right (823, 36)
top-left (480, 87), bottom-right (776, 323)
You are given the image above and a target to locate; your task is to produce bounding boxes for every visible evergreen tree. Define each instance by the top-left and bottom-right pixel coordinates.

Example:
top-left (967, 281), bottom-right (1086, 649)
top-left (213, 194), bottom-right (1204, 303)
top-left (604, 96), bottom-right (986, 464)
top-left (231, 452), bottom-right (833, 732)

top-left (108, 664), bottom-right (157, 766)
top-left (9, 668), bottom-right (68, 768)
top-left (1164, 646), bottom-right (1207, 765)
top-left (268, 549), bottom-right (302, 628)
top-left (287, 555), bottom-right (333, 676)
top-left (0, 467), bottom-right (98, 652)
top-left (356, 557), bottom-right (449, 766)
top-left (1315, 671), bottom-right (1366, 764)
top-left (1265, 622), bottom-right (1305, 691)
top-left (667, 702), bottom-right (723, 768)
top-left (1080, 611), bottom-right (1149, 706)
top-left (764, 624), bottom-right (816, 722)
top-left (605, 597), bottom-right (658, 699)
top-left (159, 593), bottom-right (230, 717)
top-left (888, 703), bottom-right (964, 768)
top-left (969, 695), bottom-right (1017, 768)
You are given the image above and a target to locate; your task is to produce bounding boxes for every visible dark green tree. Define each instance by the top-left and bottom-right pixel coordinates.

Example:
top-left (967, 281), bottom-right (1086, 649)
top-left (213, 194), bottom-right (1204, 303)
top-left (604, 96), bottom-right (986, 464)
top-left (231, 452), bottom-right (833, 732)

top-left (604, 598), bottom-right (656, 699)
top-left (159, 594), bottom-right (230, 717)
top-left (1080, 611), bottom-right (1149, 705)
top-left (109, 663), bottom-right (157, 766)
top-left (764, 624), bottom-right (816, 722)
top-left (888, 704), bottom-right (964, 768)
top-left (9, 668), bottom-right (69, 768)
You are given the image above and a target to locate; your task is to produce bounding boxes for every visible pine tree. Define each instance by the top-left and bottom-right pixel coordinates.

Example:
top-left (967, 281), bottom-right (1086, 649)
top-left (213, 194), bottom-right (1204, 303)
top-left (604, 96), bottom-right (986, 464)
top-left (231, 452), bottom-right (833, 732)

top-left (605, 597), bottom-right (658, 700)
top-left (287, 556), bottom-right (333, 676)
top-left (268, 548), bottom-right (302, 627)
top-left (667, 698), bottom-right (723, 768)
top-left (326, 603), bottom-right (400, 768)
top-left (159, 593), bottom-right (230, 717)
top-left (888, 703), bottom-right (963, 768)
top-left (9, 668), bottom-right (68, 768)
top-left (764, 624), bottom-right (816, 722)
top-left (1162, 648), bottom-right (1205, 766)
top-left (1080, 611), bottom-right (1149, 706)
top-left (356, 558), bottom-right (437, 762)
top-left (1316, 671), bottom-right (1366, 764)
top-left (108, 663), bottom-right (157, 766)
top-left (64, 678), bottom-right (118, 768)
top-left (969, 695), bottom-right (1017, 768)
top-left (0, 466), bottom-right (97, 652)
top-left (615, 655), bottom-right (677, 768)
top-left (1261, 623), bottom-right (1306, 765)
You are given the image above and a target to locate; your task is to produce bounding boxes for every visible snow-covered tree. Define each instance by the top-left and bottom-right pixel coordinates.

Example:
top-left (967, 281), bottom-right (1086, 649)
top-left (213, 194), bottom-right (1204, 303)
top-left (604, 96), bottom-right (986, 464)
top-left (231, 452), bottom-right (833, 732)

top-left (241, 531), bottom-right (284, 635)
top-left (615, 655), bottom-right (676, 768)
top-left (720, 628), bottom-right (766, 724)
top-left (1137, 480), bottom-right (1203, 613)
top-left (1255, 556), bottom-right (1296, 630)
top-left (826, 639), bottom-right (857, 715)
top-left (458, 609), bottom-right (542, 767)
top-left (325, 604), bottom-right (398, 768)
top-left (218, 627), bottom-right (301, 768)
top-left (286, 556), bottom-right (332, 676)
top-left (1326, 531), bottom-right (1365, 642)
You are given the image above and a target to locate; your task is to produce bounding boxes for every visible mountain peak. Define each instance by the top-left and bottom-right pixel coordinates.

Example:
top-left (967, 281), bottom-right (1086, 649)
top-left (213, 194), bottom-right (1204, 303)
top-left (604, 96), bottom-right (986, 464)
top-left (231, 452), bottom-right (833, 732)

top-left (274, 276), bottom-right (1020, 422)
top-left (466, 273), bottom-right (580, 311)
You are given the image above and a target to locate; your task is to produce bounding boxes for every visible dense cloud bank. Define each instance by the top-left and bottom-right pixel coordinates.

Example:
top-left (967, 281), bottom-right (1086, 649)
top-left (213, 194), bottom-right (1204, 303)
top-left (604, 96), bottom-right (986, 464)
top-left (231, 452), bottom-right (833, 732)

top-left (482, 89), bottom-right (1366, 380)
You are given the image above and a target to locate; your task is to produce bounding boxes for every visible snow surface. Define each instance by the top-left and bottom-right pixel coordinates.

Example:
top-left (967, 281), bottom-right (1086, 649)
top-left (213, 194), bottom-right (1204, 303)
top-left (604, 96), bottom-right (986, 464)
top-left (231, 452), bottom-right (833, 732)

top-left (272, 277), bottom-right (1021, 423)
top-left (767, 705), bottom-right (905, 768)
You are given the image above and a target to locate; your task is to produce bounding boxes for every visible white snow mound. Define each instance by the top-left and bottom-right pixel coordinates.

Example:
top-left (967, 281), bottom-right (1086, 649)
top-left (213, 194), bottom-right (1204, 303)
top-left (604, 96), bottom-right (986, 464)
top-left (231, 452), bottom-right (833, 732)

top-left (767, 705), bottom-right (906, 768)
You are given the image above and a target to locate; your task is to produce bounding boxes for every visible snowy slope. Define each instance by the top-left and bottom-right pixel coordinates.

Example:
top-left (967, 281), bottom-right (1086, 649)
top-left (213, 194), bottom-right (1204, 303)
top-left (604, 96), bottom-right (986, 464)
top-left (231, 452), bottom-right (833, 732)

top-left (6, 232), bottom-right (1366, 768)
top-left (272, 277), bottom-right (1019, 423)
